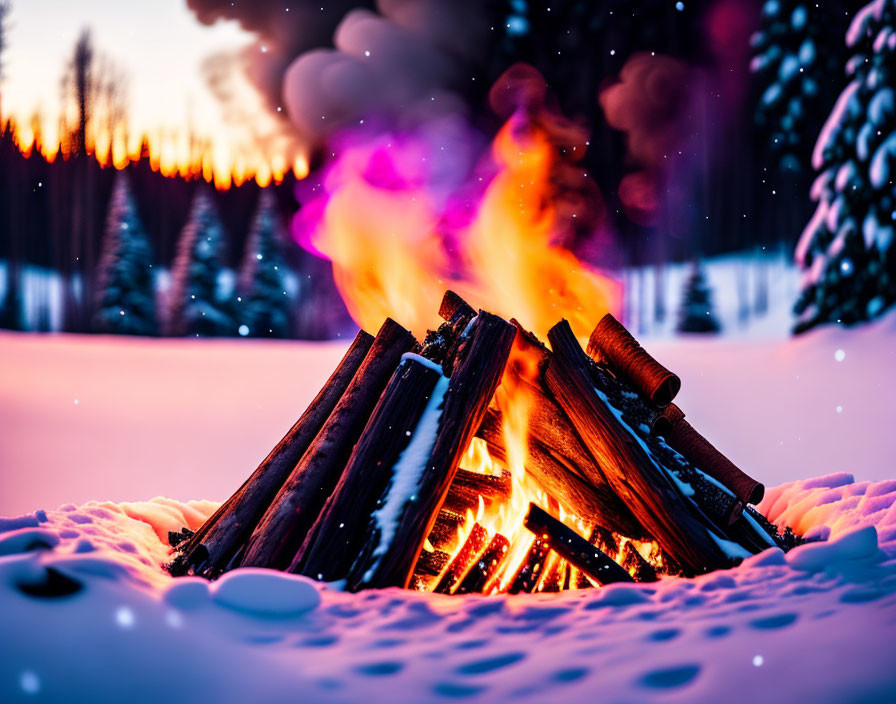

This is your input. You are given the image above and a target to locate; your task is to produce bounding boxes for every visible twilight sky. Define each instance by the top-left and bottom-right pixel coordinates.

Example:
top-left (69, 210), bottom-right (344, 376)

top-left (1, 0), bottom-right (258, 149)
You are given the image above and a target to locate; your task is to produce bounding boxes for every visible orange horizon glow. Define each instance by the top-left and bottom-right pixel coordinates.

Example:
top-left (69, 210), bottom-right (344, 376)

top-left (5, 116), bottom-right (310, 190)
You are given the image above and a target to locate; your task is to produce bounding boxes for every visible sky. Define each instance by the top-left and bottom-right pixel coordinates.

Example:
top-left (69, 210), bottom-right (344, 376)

top-left (1, 0), bottom-right (258, 150)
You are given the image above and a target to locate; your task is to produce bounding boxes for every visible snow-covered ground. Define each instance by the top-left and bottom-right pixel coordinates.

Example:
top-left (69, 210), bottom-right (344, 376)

top-left (0, 474), bottom-right (894, 703)
top-left (1, 308), bottom-right (894, 516)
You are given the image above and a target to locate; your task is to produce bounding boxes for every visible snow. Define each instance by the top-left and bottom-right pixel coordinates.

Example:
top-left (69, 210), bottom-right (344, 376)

top-left (1, 473), bottom-right (895, 703)
top-left (364, 374), bottom-right (450, 584)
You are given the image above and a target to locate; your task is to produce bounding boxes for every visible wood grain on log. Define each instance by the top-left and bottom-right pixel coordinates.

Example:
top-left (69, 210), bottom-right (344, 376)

top-left (239, 318), bottom-right (416, 571)
top-left (546, 320), bottom-right (737, 575)
top-left (454, 533), bottom-right (510, 595)
top-left (167, 329), bottom-right (374, 577)
top-left (443, 468), bottom-right (511, 515)
top-left (434, 523), bottom-right (490, 594)
top-left (587, 313), bottom-right (680, 406)
top-left (655, 404), bottom-right (765, 506)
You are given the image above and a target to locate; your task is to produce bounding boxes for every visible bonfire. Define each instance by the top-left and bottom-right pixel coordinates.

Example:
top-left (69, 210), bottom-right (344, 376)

top-left (168, 290), bottom-right (799, 595)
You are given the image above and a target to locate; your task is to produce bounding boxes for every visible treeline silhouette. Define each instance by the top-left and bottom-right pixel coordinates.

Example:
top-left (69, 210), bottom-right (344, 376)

top-left (0, 128), bottom-right (352, 338)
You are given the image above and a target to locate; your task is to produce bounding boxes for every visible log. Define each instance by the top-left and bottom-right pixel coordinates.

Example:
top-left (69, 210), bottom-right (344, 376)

top-left (506, 535), bottom-right (551, 594)
top-left (239, 318), bottom-right (416, 571)
top-left (537, 553), bottom-right (566, 592)
top-left (345, 311), bottom-right (516, 590)
top-left (434, 523), bottom-right (490, 594)
top-left (428, 509), bottom-right (466, 551)
top-left (477, 407), bottom-right (647, 538)
top-left (655, 404), bottom-right (765, 506)
top-left (442, 468), bottom-right (512, 515)
top-left (439, 289), bottom-right (476, 322)
top-left (292, 354), bottom-right (444, 581)
top-left (619, 542), bottom-right (658, 583)
top-left (455, 533), bottom-right (510, 595)
top-left (524, 504), bottom-right (634, 586)
top-left (415, 548), bottom-right (450, 578)
top-left (167, 329), bottom-right (374, 577)
top-left (587, 313), bottom-right (680, 406)
top-left (546, 320), bottom-right (740, 575)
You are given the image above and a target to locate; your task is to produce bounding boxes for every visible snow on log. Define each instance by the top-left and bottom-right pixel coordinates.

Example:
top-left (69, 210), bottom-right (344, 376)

top-left (292, 354), bottom-right (445, 582)
top-left (654, 403), bottom-right (765, 506)
top-left (167, 329), bottom-right (374, 577)
top-left (238, 318), bottom-right (416, 571)
top-left (345, 311), bottom-right (516, 590)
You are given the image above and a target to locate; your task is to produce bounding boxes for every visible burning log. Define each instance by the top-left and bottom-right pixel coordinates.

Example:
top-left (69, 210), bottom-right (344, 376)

top-left (442, 468), bottom-right (512, 515)
top-left (292, 353), bottom-right (445, 581)
top-left (524, 504), bottom-right (634, 586)
top-left (654, 404), bottom-right (765, 506)
top-left (345, 311), bottom-right (516, 590)
top-left (428, 509), bottom-right (466, 551)
top-left (434, 523), bottom-right (490, 594)
top-left (537, 553), bottom-right (567, 592)
top-left (415, 548), bottom-right (450, 578)
top-left (239, 318), bottom-right (416, 571)
top-left (507, 535), bottom-right (552, 594)
top-left (546, 320), bottom-right (741, 575)
top-left (477, 407), bottom-right (646, 539)
top-left (587, 313), bottom-right (680, 406)
top-left (454, 533), bottom-right (510, 595)
top-left (619, 542), bottom-right (658, 583)
top-left (167, 329), bottom-right (374, 577)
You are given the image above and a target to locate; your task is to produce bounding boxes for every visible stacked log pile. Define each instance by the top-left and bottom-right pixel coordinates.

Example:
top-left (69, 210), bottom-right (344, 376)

top-left (169, 291), bottom-right (797, 594)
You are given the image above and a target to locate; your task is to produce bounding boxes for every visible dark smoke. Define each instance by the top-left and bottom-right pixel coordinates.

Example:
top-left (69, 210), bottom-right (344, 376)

top-left (186, 0), bottom-right (490, 146)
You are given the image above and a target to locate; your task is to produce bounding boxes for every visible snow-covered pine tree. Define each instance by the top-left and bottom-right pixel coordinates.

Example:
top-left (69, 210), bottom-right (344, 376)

top-left (92, 173), bottom-right (157, 335)
top-left (167, 187), bottom-right (234, 337)
top-left (236, 191), bottom-right (291, 338)
top-left (750, 0), bottom-right (851, 174)
top-left (677, 262), bottom-right (721, 334)
top-left (793, 0), bottom-right (896, 333)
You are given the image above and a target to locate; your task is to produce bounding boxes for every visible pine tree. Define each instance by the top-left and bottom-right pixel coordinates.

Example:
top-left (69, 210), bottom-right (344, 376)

top-left (92, 173), bottom-right (157, 335)
top-left (793, 0), bottom-right (896, 333)
top-left (751, 0), bottom-right (852, 174)
top-left (167, 187), bottom-right (234, 337)
top-left (236, 191), bottom-right (291, 338)
top-left (677, 262), bottom-right (721, 334)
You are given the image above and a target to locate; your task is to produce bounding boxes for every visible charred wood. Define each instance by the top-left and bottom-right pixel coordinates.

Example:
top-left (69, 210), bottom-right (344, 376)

top-left (292, 354), bottom-right (443, 581)
top-left (239, 319), bottom-right (416, 571)
top-left (346, 311), bottom-right (516, 590)
top-left (524, 504), bottom-right (634, 586)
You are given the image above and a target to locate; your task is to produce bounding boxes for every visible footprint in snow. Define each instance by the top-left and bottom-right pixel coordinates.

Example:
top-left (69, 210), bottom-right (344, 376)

top-left (639, 664), bottom-right (701, 689)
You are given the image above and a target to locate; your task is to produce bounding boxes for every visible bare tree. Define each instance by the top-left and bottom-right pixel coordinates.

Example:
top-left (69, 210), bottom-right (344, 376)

top-left (58, 28), bottom-right (129, 330)
top-left (0, 1), bottom-right (11, 122)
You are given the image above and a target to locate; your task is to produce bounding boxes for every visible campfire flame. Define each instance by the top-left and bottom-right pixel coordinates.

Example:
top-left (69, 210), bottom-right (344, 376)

top-left (294, 110), bottom-right (621, 342)
top-left (292, 101), bottom-right (664, 593)
top-left (6, 116), bottom-right (309, 190)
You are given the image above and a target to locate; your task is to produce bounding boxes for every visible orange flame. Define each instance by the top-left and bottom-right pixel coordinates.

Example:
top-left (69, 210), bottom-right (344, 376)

top-left (303, 111), bottom-right (621, 342)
